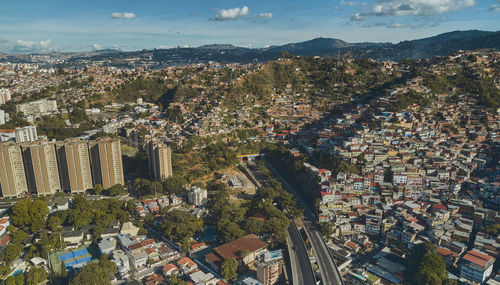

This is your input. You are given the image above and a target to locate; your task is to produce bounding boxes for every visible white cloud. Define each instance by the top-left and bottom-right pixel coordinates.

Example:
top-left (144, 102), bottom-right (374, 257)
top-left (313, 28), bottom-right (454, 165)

top-left (111, 12), bottom-right (136, 19)
top-left (12, 39), bottom-right (54, 53)
top-left (351, 12), bottom-right (366, 21)
top-left (352, 0), bottom-right (475, 21)
top-left (362, 22), bottom-right (386, 27)
top-left (92, 43), bottom-right (102, 50)
top-left (387, 22), bottom-right (409, 28)
top-left (16, 40), bottom-right (36, 47)
top-left (211, 6), bottom-right (249, 21)
top-left (40, 39), bottom-right (51, 48)
top-left (361, 21), bottom-right (411, 28)
top-left (256, 12), bottom-right (273, 19)
top-left (341, 0), bottom-right (361, 6)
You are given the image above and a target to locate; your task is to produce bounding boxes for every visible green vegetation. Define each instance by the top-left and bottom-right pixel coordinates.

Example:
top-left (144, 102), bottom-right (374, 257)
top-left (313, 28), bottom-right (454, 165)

top-left (220, 257), bottom-right (239, 281)
top-left (166, 275), bottom-right (187, 285)
top-left (1, 243), bottom-right (24, 264)
top-left (405, 241), bottom-right (456, 285)
top-left (264, 144), bottom-right (316, 206)
top-left (201, 142), bottom-right (237, 172)
top-left (319, 153), bottom-right (361, 175)
top-left (389, 90), bottom-right (434, 112)
top-left (70, 255), bottom-right (117, 285)
top-left (156, 209), bottom-right (203, 251)
top-left (209, 164), bottom-right (299, 247)
top-left (423, 67), bottom-right (500, 109)
top-left (36, 115), bottom-right (94, 140)
top-left (486, 223), bottom-right (500, 236)
top-left (51, 195), bottom-right (130, 232)
top-left (11, 198), bottom-right (49, 233)
top-left (108, 75), bottom-right (174, 103)
top-left (133, 175), bottom-right (188, 198)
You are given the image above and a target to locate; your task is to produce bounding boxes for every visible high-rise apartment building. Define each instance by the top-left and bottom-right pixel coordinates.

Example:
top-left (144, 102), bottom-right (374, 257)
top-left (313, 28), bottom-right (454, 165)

top-left (89, 138), bottom-right (124, 189)
top-left (188, 186), bottom-right (207, 206)
top-left (257, 259), bottom-right (283, 285)
top-left (0, 88), bottom-right (11, 105)
top-left (56, 140), bottom-right (93, 193)
top-left (0, 143), bottom-right (28, 197)
top-left (148, 140), bottom-right (173, 181)
top-left (15, 125), bottom-right (38, 143)
top-left (16, 99), bottom-right (57, 117)
top-left (21, 141), bottom-right (61, 195)
top-left (0, 109), bottom-right (5, 125)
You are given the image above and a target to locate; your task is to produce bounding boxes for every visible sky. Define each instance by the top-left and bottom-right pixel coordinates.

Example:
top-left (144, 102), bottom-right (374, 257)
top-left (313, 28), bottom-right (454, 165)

top-left (0, 0), bottom-right (499, 53)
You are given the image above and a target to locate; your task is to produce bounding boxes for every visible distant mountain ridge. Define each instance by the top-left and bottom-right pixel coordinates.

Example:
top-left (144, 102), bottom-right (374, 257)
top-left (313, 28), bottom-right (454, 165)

top-left (1, 30), bottom-right (499, 64)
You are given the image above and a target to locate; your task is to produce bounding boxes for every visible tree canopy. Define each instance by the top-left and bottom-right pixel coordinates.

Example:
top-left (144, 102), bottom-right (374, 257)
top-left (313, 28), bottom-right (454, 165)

top-left (220, 257), bottom-right (238, 281)
top-left (11, 199), bottom-right (49, 233)
top-left (158, 209), bottom-right (203, 251)
top-left (70, 255), bottom-right (117, 285)
top-left (405, 241), bottom-right (453, 285)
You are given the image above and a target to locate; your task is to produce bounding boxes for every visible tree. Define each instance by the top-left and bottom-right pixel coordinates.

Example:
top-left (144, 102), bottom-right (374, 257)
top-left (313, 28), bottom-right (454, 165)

top-left (11, 199), bottom-right (49, 233)
top-left (108, 184), bottom-right (126, 197)
top-left (10, 230), bottom-right (28, 244)
top-left (245, 217), bottom-right (265, 234)
top-left (217, 219), bottom-right (245, 243)
top-left (1, 243), bottom-right (24, 264)
top-left (94, 184), bottom-right (104, 195)
top-left (405, 241), bottom-right (450, 285)
top-left (4, 276), bottom-right (17, 285)
top-left (486, 223), bottom-right (500, 236)
top-left (0, 265), bottom-right (10, 278)
top-left (14, 274), bottom-right (24, 285)
top-left (162, 175), bottom-right (188, 195)
top-left (70, 255), bottom-right (117, 285)
top-left (319, 222), bottom-right (333, 238)
top-left (159, 210), bottom-right (203, 246)
top-left (220, 258), bottom-right (238, 281)
top-left (167, 275), bottom-right (187, 285)
top-left (24, 267), bottom-right (48, 285)
top-left (47, 216), bottom-right (62, 232)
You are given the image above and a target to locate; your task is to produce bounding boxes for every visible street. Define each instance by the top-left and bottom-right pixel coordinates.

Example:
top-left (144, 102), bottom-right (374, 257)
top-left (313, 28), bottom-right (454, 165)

top-left (265, 161), bottom-right (345, 285)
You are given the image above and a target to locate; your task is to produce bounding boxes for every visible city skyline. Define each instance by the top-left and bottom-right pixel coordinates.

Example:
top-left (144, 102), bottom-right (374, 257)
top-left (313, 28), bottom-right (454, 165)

top-left (1, 0), bottom-right (499, 53)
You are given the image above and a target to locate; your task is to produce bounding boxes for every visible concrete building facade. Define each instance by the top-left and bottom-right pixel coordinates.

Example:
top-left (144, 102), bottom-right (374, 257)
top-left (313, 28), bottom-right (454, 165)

top-left (16, 99), bottom-right (57, 117)
top-left (89, 138), bottom-right (124, 189)
top-left (56, 140), bottom-right (93, 193)
top-left (15, 125), bottom-right (38, 143)
top-left (0, 143), bottom-right (28, 197)
top-left (21, 141), bottom-right (61, 195)
top-left (148, 140), bottom-right (173, 181)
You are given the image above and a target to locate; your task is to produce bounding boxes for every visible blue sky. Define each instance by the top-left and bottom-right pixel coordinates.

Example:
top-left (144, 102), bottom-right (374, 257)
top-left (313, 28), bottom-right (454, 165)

top-left (0, 0), bottom-right (499, 53)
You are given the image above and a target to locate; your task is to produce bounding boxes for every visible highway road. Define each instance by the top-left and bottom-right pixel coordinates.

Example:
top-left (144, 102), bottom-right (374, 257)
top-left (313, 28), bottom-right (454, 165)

top-left (286, 221), bottom-right (316, 285)
top-left (303, 220), bottom-right (344, 285)
top-left (244, 161), bottom-right (316, 285)
top-left (266, 162), bottom-right (345, 285)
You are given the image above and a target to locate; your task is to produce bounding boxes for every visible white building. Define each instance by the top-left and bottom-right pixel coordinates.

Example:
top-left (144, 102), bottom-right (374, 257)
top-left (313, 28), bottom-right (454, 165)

top-left (0, 89), bottom-right (11, 105)
top-left (111, 249), bottom-right (130, 277)
top-left (16, 99), bottom-right (57, 117)
top-left (393, 174), bottom-right (407, 185)
top-left (0, 109), bottom-right (5, 125)
top-left (15, 125), bottom-right (38, 143)
top-left (460, 250), bottom-right (495, 283)
top-left (188, 186), bottom-right (208, 206)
